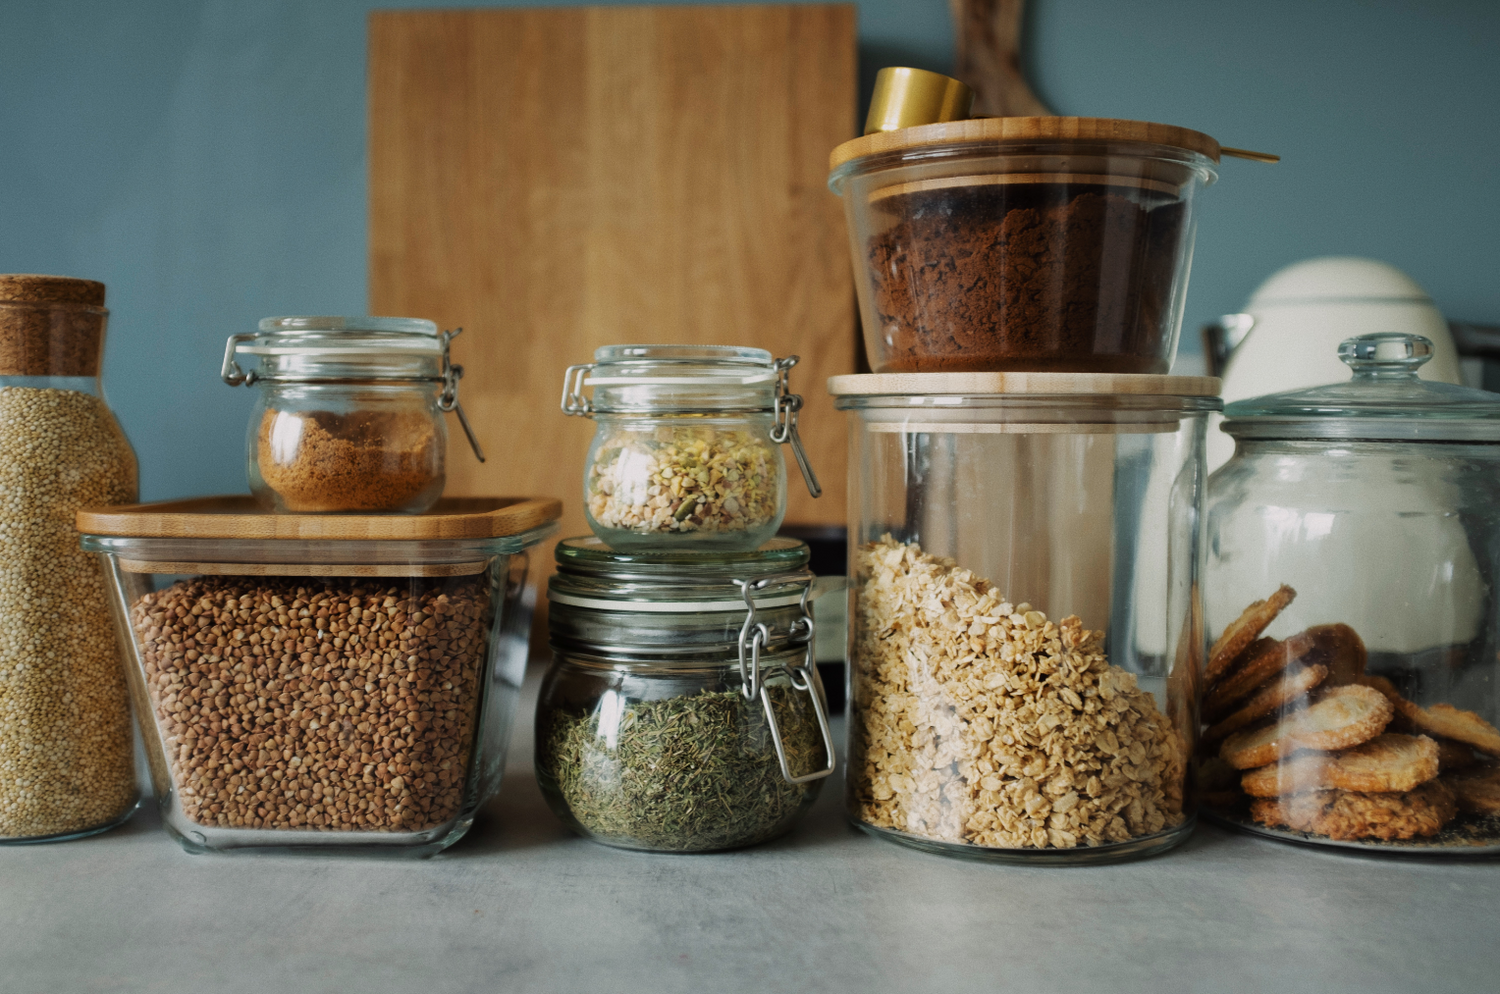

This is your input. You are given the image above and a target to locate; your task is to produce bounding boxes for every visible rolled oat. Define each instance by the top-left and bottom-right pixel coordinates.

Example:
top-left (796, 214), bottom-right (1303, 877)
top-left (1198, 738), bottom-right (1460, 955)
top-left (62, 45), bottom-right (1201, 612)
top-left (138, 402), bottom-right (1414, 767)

top-left (850, 536), bottom-right (1184, 850)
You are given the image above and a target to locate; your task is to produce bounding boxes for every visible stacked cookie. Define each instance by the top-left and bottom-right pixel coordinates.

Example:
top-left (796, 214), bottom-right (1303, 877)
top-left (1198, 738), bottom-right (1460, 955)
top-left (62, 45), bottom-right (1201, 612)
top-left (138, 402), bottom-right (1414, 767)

top-left (1198, 586), bottom-right (1500, 842)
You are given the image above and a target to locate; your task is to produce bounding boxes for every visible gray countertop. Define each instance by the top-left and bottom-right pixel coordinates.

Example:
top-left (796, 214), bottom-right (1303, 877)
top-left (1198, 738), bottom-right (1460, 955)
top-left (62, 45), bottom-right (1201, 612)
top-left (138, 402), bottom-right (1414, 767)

top-left (4, 678), bottom-right (1497, 994)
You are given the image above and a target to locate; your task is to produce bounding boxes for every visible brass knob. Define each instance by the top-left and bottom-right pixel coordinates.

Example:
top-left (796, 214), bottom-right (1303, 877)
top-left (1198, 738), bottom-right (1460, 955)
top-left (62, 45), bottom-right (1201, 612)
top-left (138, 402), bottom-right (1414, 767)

top-left (863, 67), bottom-right (974, 135)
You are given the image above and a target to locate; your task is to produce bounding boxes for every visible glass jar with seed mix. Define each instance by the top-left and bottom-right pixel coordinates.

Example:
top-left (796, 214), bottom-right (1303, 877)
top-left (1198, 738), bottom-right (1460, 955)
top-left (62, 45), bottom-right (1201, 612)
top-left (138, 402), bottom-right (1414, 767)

top-left (560, 345), bottom-right (821, 551)
top-left (76, 496), bottom-right (559, 856)
top-left (0, 274), bottom-right (140, 844)
top-left (537, 537), bottom-right (836, 851)
top-left (222, 316), bottom-right (487, 514)
top-left (832, 370), bottom-right (1219, 864)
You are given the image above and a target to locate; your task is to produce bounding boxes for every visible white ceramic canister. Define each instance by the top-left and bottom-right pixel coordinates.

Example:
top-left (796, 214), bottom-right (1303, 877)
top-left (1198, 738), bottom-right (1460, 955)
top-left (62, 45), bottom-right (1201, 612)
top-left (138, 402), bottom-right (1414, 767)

top-left (1207, 257), bottom-right (1461, 472)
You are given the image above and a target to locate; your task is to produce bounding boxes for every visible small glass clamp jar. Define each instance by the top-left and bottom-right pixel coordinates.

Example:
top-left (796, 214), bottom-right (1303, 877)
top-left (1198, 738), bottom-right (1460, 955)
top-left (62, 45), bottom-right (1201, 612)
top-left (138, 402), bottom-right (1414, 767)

top-left (537, 537), bottom-right (836, 851)
top-left (223, 316), bottom-right (486, 514)
top-left (1204, 333), bottom-right (1500, 853)
top-left (560, 344), bottom-right (821, 551)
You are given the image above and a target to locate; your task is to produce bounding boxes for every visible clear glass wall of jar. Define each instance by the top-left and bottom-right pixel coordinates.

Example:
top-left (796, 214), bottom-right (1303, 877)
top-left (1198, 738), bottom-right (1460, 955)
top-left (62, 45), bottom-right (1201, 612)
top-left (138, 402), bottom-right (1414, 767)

top-left (1203, 334), bottom-right (1500, 853)
top-left (560, 345), bottom-right (821, 552)
top-left (832, 371), bottom-right (1219, 864)
top-left (77, 496), bottom-right (560, 856)
top-left (223, 316), bottom-right (486, 514)
top-left (537, 537), bottom-right (836, 851)
top-left (0, 274), bottom-right (139, 843)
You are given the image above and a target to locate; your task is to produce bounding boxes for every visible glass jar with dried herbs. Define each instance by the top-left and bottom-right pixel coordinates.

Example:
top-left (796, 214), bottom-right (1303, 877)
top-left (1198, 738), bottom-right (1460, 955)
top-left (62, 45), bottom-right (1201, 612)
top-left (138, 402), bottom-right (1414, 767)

top-left (560, 345), bottom-right (821, 552)
top-left (537, 537), bottom-right (835, 852)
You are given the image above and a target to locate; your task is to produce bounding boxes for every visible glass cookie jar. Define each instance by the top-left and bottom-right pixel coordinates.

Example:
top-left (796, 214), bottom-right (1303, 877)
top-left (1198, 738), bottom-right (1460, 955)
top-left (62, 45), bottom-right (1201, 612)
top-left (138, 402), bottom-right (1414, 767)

top-left (560, 345), bottom-right (821, 551)
top-left (223, 316), bottom-right (486, 514)
top-left (1203, 334), bottom-right (1500, 853)
top-left (832, 370), bottom-right (1220, 864)
top-left (76, 496), bottom-right (560, 856)
top-left (537, 537), bottom-right (836, 851)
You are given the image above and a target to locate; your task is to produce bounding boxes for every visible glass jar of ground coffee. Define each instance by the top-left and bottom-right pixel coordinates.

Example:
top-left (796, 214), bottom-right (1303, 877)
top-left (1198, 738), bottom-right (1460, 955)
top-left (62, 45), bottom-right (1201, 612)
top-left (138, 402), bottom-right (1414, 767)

top-left (537, 537), bottom-right (835, 851)
top-left (222, 317), bottom-right (485, 513)
top-left (828, 118), bottom-right (1222, 374)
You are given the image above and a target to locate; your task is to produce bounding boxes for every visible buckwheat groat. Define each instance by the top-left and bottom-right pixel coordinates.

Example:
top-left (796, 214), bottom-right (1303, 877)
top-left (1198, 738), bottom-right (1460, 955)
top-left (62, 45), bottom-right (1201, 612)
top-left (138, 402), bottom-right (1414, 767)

top-left (851, 537), bottom-right (1184, 851)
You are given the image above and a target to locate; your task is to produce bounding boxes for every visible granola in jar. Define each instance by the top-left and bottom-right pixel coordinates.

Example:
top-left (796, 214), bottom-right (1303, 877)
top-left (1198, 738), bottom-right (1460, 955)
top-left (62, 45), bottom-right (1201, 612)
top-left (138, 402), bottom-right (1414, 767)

top-left (850, 536), bottom-right (1185, 852)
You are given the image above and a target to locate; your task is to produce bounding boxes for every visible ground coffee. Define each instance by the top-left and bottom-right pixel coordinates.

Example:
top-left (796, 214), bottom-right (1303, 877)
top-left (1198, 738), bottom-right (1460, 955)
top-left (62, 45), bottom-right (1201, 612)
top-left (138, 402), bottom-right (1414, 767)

top-left (866, 185), bottom-right (1187, 373)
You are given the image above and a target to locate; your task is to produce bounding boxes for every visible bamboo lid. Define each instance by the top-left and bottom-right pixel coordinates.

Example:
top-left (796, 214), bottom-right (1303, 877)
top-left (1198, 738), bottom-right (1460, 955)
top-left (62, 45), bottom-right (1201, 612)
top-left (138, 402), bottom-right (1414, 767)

top-left (829, 117), bottom-right (1222, 172)
top-left (0, 273), bottom-right (108, 376)
top-left (76, 495), bottom-right (563, 541)
top-left (828, 371), bottom-right (1221, 398)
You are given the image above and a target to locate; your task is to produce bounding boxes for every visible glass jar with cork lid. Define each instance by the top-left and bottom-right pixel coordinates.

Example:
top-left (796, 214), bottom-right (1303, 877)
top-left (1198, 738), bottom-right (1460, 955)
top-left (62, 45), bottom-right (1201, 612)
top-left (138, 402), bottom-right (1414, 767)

top-left (560, 344), bottom-right (821, 552)
top-left (0, 274), bottom-right (139, 843)
top-left (222, 316), bottom-right (486, 514)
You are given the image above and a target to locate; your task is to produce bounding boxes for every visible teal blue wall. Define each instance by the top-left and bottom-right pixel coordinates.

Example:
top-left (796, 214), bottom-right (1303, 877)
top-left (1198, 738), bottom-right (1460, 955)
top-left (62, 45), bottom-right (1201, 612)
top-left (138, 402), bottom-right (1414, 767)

top-left (2, 0), bottom-right (1496, 499)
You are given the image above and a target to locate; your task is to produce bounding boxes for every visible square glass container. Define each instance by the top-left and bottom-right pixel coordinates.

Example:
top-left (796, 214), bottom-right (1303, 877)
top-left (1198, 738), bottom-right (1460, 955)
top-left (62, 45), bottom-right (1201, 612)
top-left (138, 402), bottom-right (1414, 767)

top-left (76, 496), bottom-right (559, 856)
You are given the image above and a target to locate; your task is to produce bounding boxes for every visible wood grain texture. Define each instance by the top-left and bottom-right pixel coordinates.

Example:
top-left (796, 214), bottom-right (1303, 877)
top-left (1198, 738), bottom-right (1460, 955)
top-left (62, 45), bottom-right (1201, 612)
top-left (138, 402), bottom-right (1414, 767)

top-left (830, 116), bottom-right (1222, 170)
top-left (76, 496), bottom-right (561, 540)
top-left (949, 0), bottom-right (1051, 117)
top-left (369, 5), bottom-right (857, 562)
top-left (828, 371), bottom-right (1222, 398)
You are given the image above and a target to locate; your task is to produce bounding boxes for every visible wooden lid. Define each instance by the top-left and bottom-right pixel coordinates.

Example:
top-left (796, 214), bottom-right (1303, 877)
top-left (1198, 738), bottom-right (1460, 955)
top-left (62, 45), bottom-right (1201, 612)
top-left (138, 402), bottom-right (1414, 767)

top-left (0, 274), bottom-right (106, 307)
top-left (0, 274), bottom-right (108, 376)
top-left (830, 117), bottom-right (1221, 172)
top-left (76, 495), bottom-right (563, 540)
top-left (827, 371), bottom-right (1221, 398)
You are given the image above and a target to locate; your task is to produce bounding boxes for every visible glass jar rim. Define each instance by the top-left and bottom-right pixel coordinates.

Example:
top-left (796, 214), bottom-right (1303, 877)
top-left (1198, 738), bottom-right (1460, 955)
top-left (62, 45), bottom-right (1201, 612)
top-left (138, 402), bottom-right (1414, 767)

top-left (553, 535), bottom-right (809, 584)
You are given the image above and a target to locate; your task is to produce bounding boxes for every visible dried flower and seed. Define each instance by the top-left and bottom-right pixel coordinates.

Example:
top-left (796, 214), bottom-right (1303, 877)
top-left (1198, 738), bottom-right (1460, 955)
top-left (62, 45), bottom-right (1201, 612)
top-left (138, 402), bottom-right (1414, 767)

top-left (851, 536), bottom-right (1185, 850)
top-left (586, 422), bottom-right (778, 536)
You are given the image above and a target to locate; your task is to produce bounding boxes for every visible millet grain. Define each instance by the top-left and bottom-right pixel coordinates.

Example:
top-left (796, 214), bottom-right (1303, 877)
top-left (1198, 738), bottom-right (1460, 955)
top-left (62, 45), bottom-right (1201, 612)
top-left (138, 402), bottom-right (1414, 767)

top-left (131, 575), bottom-right (489, 832)
top-left (0, 387), bottom-right (138, 839)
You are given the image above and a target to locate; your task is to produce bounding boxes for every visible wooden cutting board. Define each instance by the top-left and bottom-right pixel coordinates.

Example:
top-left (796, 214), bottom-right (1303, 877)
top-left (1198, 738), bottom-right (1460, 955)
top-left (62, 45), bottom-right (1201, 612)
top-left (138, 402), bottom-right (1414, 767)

top-left (369, 5), bottom-right (857, 565)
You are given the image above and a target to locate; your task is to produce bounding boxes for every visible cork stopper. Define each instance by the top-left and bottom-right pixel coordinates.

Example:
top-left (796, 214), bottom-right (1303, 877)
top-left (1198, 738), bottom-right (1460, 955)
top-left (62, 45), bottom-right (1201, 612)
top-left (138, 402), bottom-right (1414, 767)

top-left (0, 274), bottom-right (107, 376)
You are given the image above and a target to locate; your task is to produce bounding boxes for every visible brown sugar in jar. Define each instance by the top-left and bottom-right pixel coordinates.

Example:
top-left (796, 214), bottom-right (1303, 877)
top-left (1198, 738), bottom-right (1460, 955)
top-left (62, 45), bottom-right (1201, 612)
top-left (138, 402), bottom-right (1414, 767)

top-left (866, 183), bottom-right (1188, 374)
top-left (257, 408), bottom-right (443, 513)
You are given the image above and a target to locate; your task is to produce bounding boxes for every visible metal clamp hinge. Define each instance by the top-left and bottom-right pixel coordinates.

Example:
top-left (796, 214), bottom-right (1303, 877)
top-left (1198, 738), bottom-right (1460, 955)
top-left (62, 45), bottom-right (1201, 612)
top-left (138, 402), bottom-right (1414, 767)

top-left (771, 356), bottom-right (822, 498)
top-left (734, 574), bottom-right (835, 785)
top-left (439, 328), bottom-right (485, 463)
top-left (560, 363), bottom-right (595, 416)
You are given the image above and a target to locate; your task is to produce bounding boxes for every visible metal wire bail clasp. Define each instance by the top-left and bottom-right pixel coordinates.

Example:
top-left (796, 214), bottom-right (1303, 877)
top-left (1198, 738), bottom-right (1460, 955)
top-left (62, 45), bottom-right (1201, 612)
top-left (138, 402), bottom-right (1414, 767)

top-left (733, 574), bottom-right (836, 785)
top-left (560, 363), bottom-right (595, 416)
top-left (221, 333), bottom-right (259, 386)
top-left (439, 328), bottom-right (486, 463)
top-left (771, 356), bottom-right (822, 498)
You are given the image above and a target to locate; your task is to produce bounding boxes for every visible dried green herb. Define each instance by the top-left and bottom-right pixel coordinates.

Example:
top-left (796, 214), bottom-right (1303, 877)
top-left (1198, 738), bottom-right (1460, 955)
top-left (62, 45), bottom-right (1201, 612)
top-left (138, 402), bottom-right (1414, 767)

top-left (540, 685), bottom-right (827, 851)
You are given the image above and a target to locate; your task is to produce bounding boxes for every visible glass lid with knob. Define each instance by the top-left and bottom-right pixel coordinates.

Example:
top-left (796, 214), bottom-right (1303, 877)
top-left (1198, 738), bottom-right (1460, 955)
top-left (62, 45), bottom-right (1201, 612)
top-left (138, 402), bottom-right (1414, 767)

top-left (1222, 333), bottom-right (1500, 441)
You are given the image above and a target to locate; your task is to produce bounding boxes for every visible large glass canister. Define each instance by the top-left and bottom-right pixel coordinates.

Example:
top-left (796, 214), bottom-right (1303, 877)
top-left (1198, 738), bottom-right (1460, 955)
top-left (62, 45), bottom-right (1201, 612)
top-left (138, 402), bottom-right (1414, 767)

top-left (828, 118), bottom-right (1221, 375)
top-left (76, 496), bottom-right (559, 856)
top-left (832, 370), bottom-right (1220, 863)
top-left (0, 274), bottom-right (140, 843)
top-left (560, 345), bottom-right (821, 551)
top-left (222, 317), bottom-right (486, 514)
top-left (1204, 334), bottom-right (1500, 853)
top-left (537, 537), bottom-right (836, 851)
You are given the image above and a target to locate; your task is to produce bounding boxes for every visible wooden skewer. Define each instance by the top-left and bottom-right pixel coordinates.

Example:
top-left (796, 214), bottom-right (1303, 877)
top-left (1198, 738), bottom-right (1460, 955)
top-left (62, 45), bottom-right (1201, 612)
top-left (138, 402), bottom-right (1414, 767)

top-left (1221, 146), bottom-right (1281, 163)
